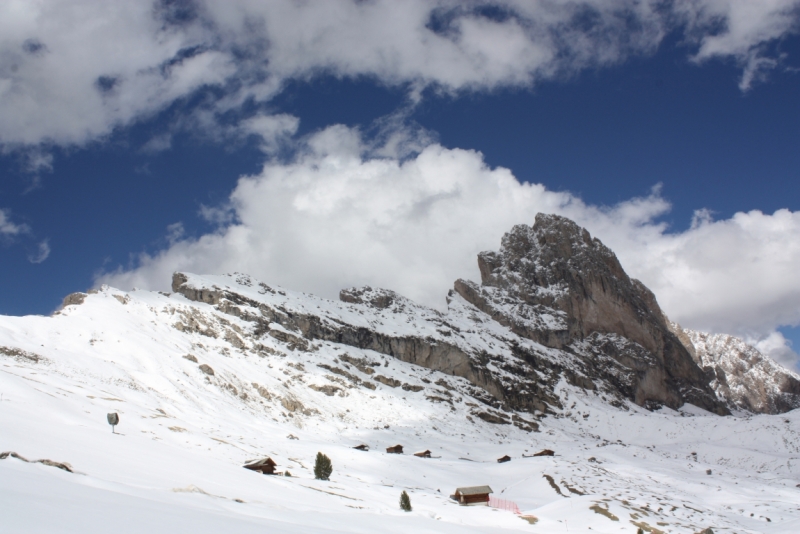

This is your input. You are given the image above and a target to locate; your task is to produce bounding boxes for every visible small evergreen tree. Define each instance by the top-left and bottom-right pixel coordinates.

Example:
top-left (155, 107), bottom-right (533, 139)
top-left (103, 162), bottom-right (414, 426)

top-left (400, 490), bottom-right (412, 512)
top-left (314, 452), bottom-right (332, 481)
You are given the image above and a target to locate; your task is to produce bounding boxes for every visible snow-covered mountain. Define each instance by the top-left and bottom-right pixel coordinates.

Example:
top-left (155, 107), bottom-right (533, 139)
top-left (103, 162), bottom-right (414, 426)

top-left (2, 214), bottom-right (799, 533)
top-left (669, 324), bottom-right (800, 415)
top-left (452, 214), bottom-right (727, 415)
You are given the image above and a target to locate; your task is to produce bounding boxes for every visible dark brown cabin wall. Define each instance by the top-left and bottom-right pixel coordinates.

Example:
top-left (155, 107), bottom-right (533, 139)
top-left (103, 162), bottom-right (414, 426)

top-left (459, 494), bottom-right (489, 504)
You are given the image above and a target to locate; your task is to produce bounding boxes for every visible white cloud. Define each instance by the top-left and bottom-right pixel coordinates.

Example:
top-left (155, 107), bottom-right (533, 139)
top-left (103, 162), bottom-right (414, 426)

top-left (0, 208), bottom-right (29, 238)
top-left (97, 125), bottom-right (800, 371)
top-left (1, 1), bottom-right (797, 149)
top-left (1, 210), bottom-right (50, 264)
top-left (141, 133), bottom-right (172, 154)
top-left (608, 208), bottom-right (800, 336)
top-left (679, 0), bottom-right (800, 90)
top-left (165, 222), bottom-right (185, 245)
top-left (240, 113), bottom-right (300, 154)
top-left (749, 331), bottom-right (798, 370)
top-left (16, 146), bottom-right (54, 174)
top-left (27, 239), bottom-right (50, 264)
top-left (0, 1), bottom-right (206, 146)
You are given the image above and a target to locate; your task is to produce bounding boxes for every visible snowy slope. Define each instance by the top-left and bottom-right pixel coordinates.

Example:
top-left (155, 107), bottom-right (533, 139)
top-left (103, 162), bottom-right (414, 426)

top-left (2, 278), bottom-right (800, 533)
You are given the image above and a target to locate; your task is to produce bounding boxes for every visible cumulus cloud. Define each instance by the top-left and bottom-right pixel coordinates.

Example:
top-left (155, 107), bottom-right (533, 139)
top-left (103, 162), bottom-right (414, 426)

top-left (1, 0), bottom-right (798, 149)
top-left (611, 208), bottom-right (800, 336)
top-left (750, 331), bottom-right (798, 370)
top-left (97, 125), bottom-right (800, 368)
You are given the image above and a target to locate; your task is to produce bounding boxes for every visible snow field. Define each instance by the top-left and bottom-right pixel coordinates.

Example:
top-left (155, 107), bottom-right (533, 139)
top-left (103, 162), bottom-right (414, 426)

top-left (1, 284), bottom-right (799, 533)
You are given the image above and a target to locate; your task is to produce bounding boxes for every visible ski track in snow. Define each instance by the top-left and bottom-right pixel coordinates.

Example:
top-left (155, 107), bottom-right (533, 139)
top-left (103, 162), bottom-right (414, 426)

top-left (1, 278), bottom-right (799, 533)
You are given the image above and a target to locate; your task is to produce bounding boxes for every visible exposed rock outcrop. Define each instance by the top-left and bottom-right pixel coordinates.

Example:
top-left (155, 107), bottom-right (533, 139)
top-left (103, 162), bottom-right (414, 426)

top-left (61, 292), bottom-right (88, 308)
top-left (340, 286), bottom-right (400, 309)
top-left (454, 214), bottom-right (728, 415)
top-left (173, 272), bottom-right (563, 419)
top-left (0, 451), bottom-right (73, 473)
top-left (669, 323), bottom-right (800, 414)
top-left (1, 346), bottom-right (43, 364)
top-left (455, 214), bottom-right (669, 353)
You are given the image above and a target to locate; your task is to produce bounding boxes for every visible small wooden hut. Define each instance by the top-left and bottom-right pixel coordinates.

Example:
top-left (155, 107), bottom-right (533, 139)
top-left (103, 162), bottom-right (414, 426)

top-left (386, 444), bottom-right (404, 454)
top-left (353, 444), bottom-right (369, 451)
top-left (497, 455), bottom-right (511, 463)
top-left (243, 457), bottom-right (277, 475)
top-left (452, 485), bottom-right (493, 506)
top-left (414, 450), bottom-right (432, 458)
top-left (533, 449), bottom-right (554, 457)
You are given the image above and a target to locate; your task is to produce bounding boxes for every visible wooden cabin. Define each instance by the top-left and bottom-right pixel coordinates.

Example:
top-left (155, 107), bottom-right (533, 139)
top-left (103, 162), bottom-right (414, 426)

top-left (452, 485), bottom-right (493, 506)
top-left (497, 455), bottom-right (511, 463)
top-left (414, 450), bottom-right (432, 458)
top-left (533, 449), bottom-right (554, 457)
top-left (353, 444), bottom-right (369, 451)
top-left (386, 444), bottom-right (404, 454)
top-left (243, 457), bottom-right (277, 475)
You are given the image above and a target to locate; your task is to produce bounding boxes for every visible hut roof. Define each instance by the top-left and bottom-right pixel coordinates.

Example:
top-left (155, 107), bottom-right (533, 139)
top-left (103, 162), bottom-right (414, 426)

top-left (455, 485), bottom-right (493, 496)
top-left (414, 450), bottom-right (431, 457)
top-left (243, 457), bottom-right (278, 474)
top-left (244, 457), bottom-right (276, 468)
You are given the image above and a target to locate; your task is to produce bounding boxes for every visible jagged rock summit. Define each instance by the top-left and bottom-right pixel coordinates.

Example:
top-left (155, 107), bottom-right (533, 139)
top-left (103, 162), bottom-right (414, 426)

top-left (456, 214), bottom-right (669, 352)
top-left (169, 213), bottom-right (731, 418)
top-left (454, 214), bottom-right (728, 415)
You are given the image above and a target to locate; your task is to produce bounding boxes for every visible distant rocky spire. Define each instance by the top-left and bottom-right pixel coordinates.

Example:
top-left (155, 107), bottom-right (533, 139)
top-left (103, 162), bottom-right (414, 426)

top-left (670, 322), bottom-right (800, 414)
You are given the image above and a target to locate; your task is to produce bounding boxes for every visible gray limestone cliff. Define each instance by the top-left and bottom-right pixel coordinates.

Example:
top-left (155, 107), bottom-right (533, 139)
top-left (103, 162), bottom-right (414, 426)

top-left (454, 214), bottom-right (728, 415)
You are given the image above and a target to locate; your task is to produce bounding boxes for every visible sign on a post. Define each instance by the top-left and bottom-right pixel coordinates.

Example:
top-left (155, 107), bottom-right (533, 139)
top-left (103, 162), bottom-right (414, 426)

top-left (107, 412), bottom-right (119, 433)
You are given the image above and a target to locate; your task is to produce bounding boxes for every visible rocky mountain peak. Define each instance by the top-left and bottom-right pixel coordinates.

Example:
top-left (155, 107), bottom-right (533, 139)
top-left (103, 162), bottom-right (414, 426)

top-left (469, 213), bottom-right (667, 352)
top-left (478, 214), bottom-right (625, 290)
top-left (456, 213), bottom-right (728, 415)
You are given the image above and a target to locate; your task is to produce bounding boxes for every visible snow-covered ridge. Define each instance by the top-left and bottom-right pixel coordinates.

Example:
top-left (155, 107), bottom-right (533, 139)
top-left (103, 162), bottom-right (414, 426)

top-left (670, 324), bottom-right (800, 414)
top-left (170, 270), bottom-right (567, 420)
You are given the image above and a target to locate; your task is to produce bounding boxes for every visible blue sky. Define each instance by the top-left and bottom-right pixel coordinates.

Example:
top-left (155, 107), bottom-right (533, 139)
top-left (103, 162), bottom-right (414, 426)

top-left (1, 1), bottom-right (799, 367)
